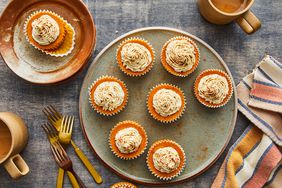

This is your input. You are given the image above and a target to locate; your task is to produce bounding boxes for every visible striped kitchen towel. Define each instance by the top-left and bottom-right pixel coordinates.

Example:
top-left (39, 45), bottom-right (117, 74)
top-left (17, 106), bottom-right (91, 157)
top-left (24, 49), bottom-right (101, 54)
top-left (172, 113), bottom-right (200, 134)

top-left (212, 126), bottom-right (281, 188)
top-left (248, 56), bottom-right (282, 113)
top-left (212, 55), bottom-right (282, 188)
top-left (238, 55), bottom-right (282, 146)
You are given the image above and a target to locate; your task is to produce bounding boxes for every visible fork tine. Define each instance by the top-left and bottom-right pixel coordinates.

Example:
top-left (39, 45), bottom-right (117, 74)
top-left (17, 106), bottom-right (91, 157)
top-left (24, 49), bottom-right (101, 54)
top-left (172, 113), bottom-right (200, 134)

top-left (51, 144), bottom-right (63, 163)
top-left (46, 106), bottom-right (60, 120)
top-left (61, 116), bottom-right (65, 133)
top-left (69, 116), bottom-right (74, 134)
top-left (49, 105), bottom-right (62, 119)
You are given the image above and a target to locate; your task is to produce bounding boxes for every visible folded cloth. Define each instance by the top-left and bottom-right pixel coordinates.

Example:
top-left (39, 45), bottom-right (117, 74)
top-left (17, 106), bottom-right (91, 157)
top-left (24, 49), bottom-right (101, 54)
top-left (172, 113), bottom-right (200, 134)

top-left (212, 55), bottom-right (282, 188)
top-left (237, 55), bottom-right (282, 146)
top-left (248, 56), bottom-right (282, 113)
top-left (212, 125), bottom-right (281, 188)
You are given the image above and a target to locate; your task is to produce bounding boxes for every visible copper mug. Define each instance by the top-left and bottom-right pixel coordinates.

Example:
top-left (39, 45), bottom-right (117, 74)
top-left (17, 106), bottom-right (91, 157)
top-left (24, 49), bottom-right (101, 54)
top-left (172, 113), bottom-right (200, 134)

top-left (0, 112), bottom-right (29, 179)
top-left (198, 0), bottom-right (261, 34)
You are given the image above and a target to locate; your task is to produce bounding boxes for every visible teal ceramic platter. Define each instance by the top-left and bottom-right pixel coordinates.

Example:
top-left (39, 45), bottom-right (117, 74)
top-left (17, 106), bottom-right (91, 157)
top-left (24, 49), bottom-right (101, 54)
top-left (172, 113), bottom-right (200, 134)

top-left (79, 27), bottom-right (237, 185)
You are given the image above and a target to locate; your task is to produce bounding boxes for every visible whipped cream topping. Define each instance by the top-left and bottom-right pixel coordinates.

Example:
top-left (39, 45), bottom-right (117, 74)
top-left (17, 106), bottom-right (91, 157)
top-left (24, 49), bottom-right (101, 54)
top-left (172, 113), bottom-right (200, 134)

top-left (166, 39), bottom-right (196, 72)
top-left (31, 15), bottom-right (60, 45)
top-left (153, 147), bottom-right (180, 173)
top-left (93, 81), bottom-right (124, 111)
top-left (198, 74), bottom-right (229, 104)
top-left (121, 42), bottom-right (152, 72)
top-left (153, 88), bottom-right (182, 117)
top-left (115, 127), bottom-right (142, 154)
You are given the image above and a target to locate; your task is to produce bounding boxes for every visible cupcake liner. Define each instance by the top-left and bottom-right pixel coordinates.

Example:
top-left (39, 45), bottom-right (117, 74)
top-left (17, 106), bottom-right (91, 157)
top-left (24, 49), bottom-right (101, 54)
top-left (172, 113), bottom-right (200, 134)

top-left (147, 83), bottom-right (186, 123)
top-left (109, 120), bottom-right (148, 160)
top-left (44, 22), bottom-right (75, 57)
top-left (116, 37), bottom-right (155, 77)
top-left (161, 36), bottom-right (200, 77)
top-left (111, 182), bottom-right (137, 188)
top-left (88, 76), bottom-right (128, 116)
top-left (146, 139), bottom-right (186, 180)
top-left (24, 10), bottom-right (75, 57)
top-left (194, 69), bottom-right (233, 108)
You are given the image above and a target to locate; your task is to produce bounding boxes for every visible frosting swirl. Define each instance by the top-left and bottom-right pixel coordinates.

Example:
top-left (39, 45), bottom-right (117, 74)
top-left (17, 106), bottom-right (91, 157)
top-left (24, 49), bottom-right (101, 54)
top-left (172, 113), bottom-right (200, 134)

top-left (166, 39), bottom-right (196, 72)
top-left (94, 81), bottom-right (124, 111)
top-left (153, 147), bottom-right (180, 173)
top-left (121, 42), bottom-right (152, 72)
top-left (153, 89), bottom-right (182, 117)
top-left (115, 128), bottom-right (142, 154)
top-left (198, 74), bottom-right (229, 104)
top-left (31, 15), bottom-right (60, 45)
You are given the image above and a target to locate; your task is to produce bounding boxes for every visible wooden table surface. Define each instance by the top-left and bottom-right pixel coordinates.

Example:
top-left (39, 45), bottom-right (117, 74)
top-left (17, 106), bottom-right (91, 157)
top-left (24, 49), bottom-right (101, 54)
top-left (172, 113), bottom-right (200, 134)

top-left (0, 0), bottom-right (281, 187)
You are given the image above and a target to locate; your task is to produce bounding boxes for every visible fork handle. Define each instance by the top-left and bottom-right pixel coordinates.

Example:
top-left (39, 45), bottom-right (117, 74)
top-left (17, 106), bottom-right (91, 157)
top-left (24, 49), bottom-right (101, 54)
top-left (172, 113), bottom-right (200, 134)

top-left (56, 168), bottom-right (64, 188)
top-left (71, 140), bottom-right (103, 184)
top-left (69, 170), bottom-right (87, 188)
top-left (67, 171), bottom-right (80, 188)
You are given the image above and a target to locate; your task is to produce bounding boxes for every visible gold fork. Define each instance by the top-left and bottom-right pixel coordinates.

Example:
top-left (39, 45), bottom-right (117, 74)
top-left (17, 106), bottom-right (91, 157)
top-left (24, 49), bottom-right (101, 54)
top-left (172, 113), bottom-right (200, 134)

top-left (42, 123), bottom-right (79, 188)
top-left (59, 116), bottom-right (74, 145)
top-left (50, 140), bottom-right (86, 188)
top-left (43, 105), bottom-right (103, 184)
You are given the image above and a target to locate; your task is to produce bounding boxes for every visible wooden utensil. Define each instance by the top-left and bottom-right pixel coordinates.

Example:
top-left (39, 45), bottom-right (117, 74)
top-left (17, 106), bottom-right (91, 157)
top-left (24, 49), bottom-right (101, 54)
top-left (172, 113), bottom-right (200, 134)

top-left (51, 141), bottom-right (86, 188)
top-left (43, 106), bottom-right (103, 184)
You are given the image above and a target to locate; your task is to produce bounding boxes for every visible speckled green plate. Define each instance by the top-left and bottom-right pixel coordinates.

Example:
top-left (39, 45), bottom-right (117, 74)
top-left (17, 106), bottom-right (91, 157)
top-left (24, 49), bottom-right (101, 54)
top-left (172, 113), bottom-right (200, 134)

top-left (79, 27), bottom-right (237, 185)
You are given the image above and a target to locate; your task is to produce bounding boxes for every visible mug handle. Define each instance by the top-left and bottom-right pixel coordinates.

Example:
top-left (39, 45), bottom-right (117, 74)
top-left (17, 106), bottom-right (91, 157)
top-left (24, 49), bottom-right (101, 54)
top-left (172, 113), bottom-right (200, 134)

top-left (3, 154), bottom-right (29, 179)
top-left (236, 10), bottom-right (261, 34)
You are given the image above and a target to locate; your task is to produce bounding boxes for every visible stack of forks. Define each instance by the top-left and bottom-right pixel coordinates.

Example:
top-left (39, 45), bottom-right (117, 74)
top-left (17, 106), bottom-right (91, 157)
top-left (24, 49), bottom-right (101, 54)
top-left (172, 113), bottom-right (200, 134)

top-left (42, 105), bottom-right (102, 188)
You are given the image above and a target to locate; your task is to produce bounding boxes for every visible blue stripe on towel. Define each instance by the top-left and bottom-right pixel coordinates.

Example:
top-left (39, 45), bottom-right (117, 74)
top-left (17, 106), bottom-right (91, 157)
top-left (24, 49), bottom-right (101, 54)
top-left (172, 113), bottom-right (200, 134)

top-left (241, 143), bottom-right (274, 188)
top-left (242, 80), bottom-right (251, 90)
top-left (235, 142), bottom-right (260, 175)
top-left (269, 56), bottom-right (282, 69)
top-left (238, 99), bottom-right (282, 141)
top-left (253, 79), bottom-right (280, 88)
top-left (250, 95), bottom-right (282, 105)
top-left (257, 67), bottom-right (277, 85)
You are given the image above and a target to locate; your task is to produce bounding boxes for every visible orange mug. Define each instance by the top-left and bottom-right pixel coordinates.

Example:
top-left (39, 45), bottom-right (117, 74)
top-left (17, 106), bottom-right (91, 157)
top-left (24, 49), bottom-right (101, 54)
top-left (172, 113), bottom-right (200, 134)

top-left (0, 112), bottom-right (29, 179)
top-left (198, 0), bottom-right (261, 34)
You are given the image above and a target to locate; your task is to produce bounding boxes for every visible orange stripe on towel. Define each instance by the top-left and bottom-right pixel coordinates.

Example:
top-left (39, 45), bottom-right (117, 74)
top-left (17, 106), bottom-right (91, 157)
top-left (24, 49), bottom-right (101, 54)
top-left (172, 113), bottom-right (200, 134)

top-left (250, 83), bottom-right (282, 103)
top-left (244, 145), bottom-right (281, 188)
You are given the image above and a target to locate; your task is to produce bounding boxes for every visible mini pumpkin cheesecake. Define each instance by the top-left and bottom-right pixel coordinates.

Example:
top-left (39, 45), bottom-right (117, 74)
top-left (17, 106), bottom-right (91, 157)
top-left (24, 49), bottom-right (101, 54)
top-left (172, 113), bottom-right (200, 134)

top-left (147, 139), bottom-right (186, 180)
top-left (111, 182), bottom-right (137, 188)
top-left (24, 10), bottom-right (75, 57)
top-left (109, 120), bottom-right (148, 160)
top-left (194, 69), bottom-right (233, 108)
top-left (161, 36), bottom-right (200, 77)
top-left (147, 84), bottom-right (186, 123)
top-left (88, 76), bottom-right (128, 116)
top-left (117, 38), bottom-right (155, 76)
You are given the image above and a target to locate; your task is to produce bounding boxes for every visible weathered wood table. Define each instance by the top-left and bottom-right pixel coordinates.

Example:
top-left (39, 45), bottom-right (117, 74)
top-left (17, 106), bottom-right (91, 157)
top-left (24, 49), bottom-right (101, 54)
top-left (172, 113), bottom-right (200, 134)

top-left (0, 0), bottom-right (281, 187)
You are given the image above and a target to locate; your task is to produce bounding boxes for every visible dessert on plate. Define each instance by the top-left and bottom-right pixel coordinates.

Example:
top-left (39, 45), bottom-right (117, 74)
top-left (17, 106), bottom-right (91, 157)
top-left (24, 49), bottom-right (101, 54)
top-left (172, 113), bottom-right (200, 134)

top-left (111, 182), bottom-right (137, 188)
top-left (109, 120), bottom-right (148, 160)
top-left (194, 69), bottom-right (233, 108)
top-left (116, 37), bottom-right (155, 76)
top-left (161, 36), bottom-right (200, 77)
top-left (88, 76), bottom-right (128, 116)
top-left (147, 83), bottom-right (186, 123)
top-left (147, 139), bottom-right (186, 180)
top-left (24, 10), bottom-right (75, 57)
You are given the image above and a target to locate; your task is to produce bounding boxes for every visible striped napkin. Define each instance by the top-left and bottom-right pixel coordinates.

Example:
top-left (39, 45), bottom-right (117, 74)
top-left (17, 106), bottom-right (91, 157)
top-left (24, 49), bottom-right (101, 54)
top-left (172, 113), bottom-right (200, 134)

top-left (212, 55), bottom-right (282, 188)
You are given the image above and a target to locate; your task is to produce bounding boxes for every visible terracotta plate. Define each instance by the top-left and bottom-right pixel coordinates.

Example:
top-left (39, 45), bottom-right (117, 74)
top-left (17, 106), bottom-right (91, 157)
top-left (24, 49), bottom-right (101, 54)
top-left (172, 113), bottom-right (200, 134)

top-left (79, 27), bottom-right (237, 185)
top-left (0, 0), bottom-right (96, 84)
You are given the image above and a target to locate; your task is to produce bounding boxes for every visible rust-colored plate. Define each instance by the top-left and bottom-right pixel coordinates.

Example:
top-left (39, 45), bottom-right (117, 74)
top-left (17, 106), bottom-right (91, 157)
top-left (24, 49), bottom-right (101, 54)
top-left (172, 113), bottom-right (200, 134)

top-left (79, 27), bottom-right (237, 185)
top-left (0, 0), bottom-right (96, 84)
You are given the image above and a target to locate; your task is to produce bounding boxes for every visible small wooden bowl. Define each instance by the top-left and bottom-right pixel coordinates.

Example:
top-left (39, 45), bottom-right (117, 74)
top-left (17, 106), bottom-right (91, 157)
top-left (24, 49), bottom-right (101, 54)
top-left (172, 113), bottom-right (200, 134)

top-left (0, 0), bottom-right (96, 84)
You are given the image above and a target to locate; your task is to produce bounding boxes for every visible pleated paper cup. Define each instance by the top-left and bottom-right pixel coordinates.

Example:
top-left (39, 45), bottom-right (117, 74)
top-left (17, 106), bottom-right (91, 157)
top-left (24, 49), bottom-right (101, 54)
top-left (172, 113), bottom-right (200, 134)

top-left (88, 76), bottom-right (128, 116)
top-left (116, 37), bottom-right (155, 77)
top-left (161, 36), bottom-right (200, 77)
top-left (147, 83), bottom-right (186, 123)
